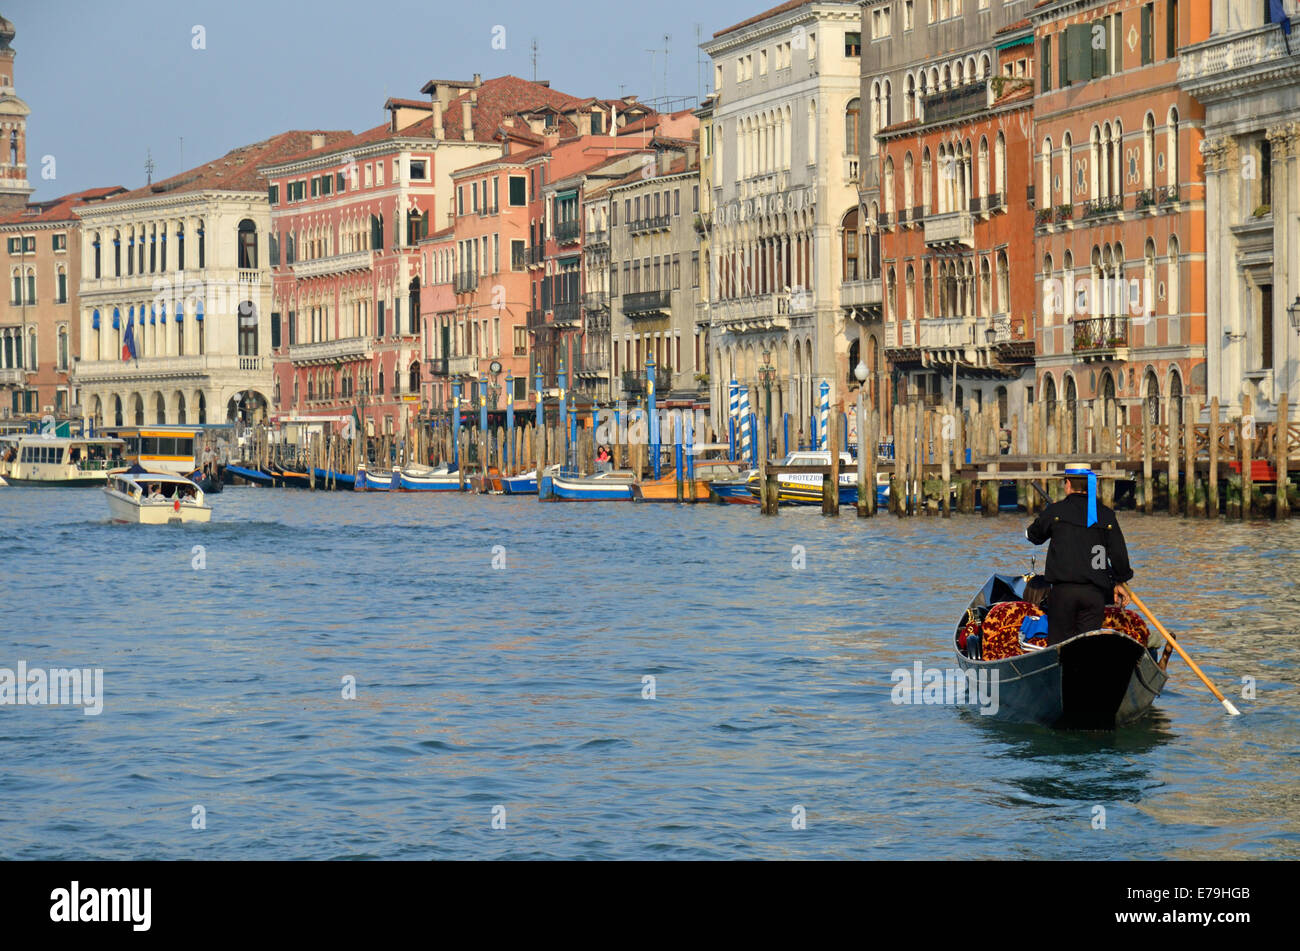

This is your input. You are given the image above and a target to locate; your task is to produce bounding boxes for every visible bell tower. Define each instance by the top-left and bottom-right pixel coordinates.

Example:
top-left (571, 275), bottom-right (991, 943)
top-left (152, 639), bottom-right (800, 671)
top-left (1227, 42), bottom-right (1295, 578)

top-left (0, 14), bottom-right (34, 212)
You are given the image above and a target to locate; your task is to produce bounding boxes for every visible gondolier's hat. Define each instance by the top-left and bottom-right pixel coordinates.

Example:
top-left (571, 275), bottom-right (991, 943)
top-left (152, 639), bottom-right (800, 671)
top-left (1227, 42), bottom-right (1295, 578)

top-left (1064, 462), bottom-right (1097, 527)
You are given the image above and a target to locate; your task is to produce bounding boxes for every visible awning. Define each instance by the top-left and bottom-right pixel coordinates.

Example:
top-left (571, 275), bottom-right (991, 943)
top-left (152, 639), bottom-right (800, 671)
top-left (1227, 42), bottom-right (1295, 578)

top-left (92, 309), bottom-right (100, 329)
top-left (150, 305), bottom-right (157, 325)
top-left (111, 308), bottom-right (120, 330)
top-left (195, 302), bottom-right (204, 322)
top-left (995, 35), bottom-right (1034, 51)
top-left (175, 304), bottom-right (184, 323)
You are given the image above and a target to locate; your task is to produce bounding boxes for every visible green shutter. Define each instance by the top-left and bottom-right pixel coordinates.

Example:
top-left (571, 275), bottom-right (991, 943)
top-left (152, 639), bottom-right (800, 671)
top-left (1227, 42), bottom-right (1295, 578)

top-left (1141, 5), bottom-right (1153, 64)
top-left (1067, 24), bottom-right (1093, 83)
top-left (1058, 32), bottom-right (1068, 86)
top-left (1091, 19), bottom-right (1108, 78)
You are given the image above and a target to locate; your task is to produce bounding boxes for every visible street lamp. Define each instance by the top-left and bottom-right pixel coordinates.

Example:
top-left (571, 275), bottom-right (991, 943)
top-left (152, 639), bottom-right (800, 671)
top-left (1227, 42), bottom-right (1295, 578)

top-left (758, 346), bottom-right (776, 453)
top-left (1288, 295), bottom-right (1300, 331)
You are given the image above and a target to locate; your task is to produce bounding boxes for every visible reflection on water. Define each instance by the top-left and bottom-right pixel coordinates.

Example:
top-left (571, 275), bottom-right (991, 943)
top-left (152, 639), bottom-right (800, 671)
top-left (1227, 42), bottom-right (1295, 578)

top-left (1, 486), bottom-right (1297, 859)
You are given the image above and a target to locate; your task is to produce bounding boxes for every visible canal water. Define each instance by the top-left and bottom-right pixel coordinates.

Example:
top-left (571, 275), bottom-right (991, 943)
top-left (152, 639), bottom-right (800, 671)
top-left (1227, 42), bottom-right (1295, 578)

top-left (2, 486), bottom-right (1298, 859)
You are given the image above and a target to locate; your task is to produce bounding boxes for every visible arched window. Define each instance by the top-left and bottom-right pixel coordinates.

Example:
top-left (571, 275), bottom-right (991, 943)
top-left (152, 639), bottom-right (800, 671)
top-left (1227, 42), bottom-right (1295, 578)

top-left (1143, 239), bottom-right (1156, 320)
top-left (1166, 107), bottom-right (1180, 196)
top-left (1042, 253), bottom-right (1056, 324)
top-left (905, 264), bottom-right (915, 321)
top-left (196, 219), bottom-right (205, 269)
top-left (979, 137), bottom-right (990, 199)
top-left (1167, 236), bottom-right (1180, 316)
top-left (923, 261), bottom-right (933, 318)
top-left (408, 277), bottom-right (421, 334)
top-left (842, 208), bottom-right (860, 281)
top-left (886, 266), bottom-right (897, 320)
top-left (903, 151), bottom-right (914, 211)
top-left (409, 361), bottom-right (421, 394)
top-left (994, 132), bottom-right (1006, 198)
top-left (1064, 374), bottom-right (1078, 453)
top-left (238, 301), bottom-right (258, 356)
top-left (921, 148), bottom-right (932, 211)
top-left (237, 219), bottom-right (258, 269)
top-left (904, 74), bottom-right (916, 122)
top-left (883, 156), bottom-right (895, 215)
top-left (845, 98), bottom-right (860, 151)
top-left (980, 257), bottom-right (991, 317)
top-left (8, 130), bottom-right (15, 166)
top-left (1060, 132), bottom-right (1072, 202)
top-left (995, 250), bottom-right (1009, 315)
top-left (1040, 138), bottom-right (1052, 203)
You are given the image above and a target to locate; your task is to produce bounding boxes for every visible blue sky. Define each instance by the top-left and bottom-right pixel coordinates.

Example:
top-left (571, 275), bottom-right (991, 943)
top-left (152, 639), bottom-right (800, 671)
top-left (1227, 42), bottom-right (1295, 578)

top-left (13, 0), bottom-right (768, 200)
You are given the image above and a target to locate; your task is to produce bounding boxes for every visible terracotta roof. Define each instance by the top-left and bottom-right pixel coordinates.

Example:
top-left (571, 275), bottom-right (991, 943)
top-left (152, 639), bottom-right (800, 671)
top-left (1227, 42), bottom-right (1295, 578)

top-left (714, 0), bottom-right (809, 38)
top-left (0, 185), bottom-right (128, 226)
top-left (111, 130), bottom-right (351, 202)
top-left (608, 154), bottom-right (693, 191)
top-left (266, 76), bottom-right (603, 169)
top-left (994, 17), bottom-right (1033, 35)
top-left (384, 97), bottom-right (432, 111)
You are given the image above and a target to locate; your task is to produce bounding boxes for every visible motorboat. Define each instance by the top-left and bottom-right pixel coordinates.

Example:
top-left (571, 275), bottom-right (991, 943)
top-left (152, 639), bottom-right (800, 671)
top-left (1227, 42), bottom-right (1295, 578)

top-left (103, 465), bottom-right (212, 524)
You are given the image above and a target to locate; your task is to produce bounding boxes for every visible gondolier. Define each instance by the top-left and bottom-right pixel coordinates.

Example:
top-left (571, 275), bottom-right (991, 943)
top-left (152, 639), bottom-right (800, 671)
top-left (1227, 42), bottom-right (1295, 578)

top-left (1025, 464), bottom-right (1133, 646)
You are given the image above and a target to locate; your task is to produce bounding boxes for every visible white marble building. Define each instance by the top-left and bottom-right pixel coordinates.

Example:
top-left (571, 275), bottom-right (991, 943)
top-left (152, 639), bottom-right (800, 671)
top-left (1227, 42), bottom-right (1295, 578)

top-left (1182, 3), bottom-right (1300, 418)
top-left (702, 0), bottom-right (863, 445)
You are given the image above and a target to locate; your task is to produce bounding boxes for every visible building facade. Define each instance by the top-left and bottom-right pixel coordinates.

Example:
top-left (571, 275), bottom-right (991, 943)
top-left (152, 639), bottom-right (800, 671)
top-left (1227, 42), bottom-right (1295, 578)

top-left (860, 0), bottom-right (1039, 432)
top-left (1, 187), bottom-right (124, 419)
top-left (1182, 1), bottom-right (1300, 418)
top-left (607, 154), bottom-right (706, 407)
top-left (0, 15), bottom-right (33, 215)
top-left (73, 134), bottom-right (318, 429)
top-left (1031, 0), bottom-right (1208, 444)
top-left (703, 0), bottom-right (863, 446)
top-left (875, 17), bottom-right (1039, 432)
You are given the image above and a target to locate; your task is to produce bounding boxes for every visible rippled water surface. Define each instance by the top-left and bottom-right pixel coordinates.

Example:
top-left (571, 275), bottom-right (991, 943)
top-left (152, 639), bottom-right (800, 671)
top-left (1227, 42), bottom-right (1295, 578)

top-left (2, 485), bottom-right (1298, 859)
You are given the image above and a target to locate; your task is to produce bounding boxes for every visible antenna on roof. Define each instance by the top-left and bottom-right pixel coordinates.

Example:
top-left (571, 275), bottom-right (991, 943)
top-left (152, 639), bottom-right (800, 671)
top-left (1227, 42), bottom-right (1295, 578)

top-left (695, 23), bottom-right (702, 104)
top-left (663, 34), bottom-right (670, 111)
top-left (144, 149), bottom-right (155, 185)
top-left (531, 38), bottom-right (538, 82)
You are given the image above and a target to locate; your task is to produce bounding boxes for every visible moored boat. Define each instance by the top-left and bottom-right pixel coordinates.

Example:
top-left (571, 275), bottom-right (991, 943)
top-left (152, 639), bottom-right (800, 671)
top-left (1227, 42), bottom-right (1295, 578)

top-left (546, 467), bottom-right (636, 501)
top-left (742, 450), bottom-right (883, 506)
top-left (636, 459), bottom-right (748, 503)
top-left (0, 435), bottom-right (126, 486)
top-left (103, 466), bottom-right (212, 524)
top-left (353, 462), bottom-right (394, 492)
top-left (501, 469), bottom-right (538, 495)
top-left (396, 464), bottom-right (466, 491)
top-left (952, 574), bottom-right (1167, 729)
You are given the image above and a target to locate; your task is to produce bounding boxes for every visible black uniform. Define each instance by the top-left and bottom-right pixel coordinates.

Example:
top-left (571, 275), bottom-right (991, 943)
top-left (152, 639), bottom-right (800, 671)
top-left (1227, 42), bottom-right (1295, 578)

top-left (1025, 493), bottom-right (1133, 645)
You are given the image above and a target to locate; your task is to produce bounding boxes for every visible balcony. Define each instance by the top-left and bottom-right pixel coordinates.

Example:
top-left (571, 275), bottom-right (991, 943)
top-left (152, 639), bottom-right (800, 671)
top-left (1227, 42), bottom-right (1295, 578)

top-left (1134, 188), bottom-right (1157, 211)
top-left (920, 81), bottom-right (988, 123)
top-left (878, 210), bottom-right (892, 228)
top-left (621, 366), bottom-right (672, 396)
top-left (478, 203), bottom-right (499, 217)
top-left (623, 289), bottom-right (672, 318)
top-left (289, 336), bottom-right (370, 366)
top-left (586, 229), bottom-right (609, 251)
top-left (447, 355), bottom-right (479, 376)
top-left (573, 350), bottom-right (610, 377)
top-left (1082, 195), bottom-right (1123, 219)
top-left (526, 308), bottom-right (546, 329)
top-left (556, 220), bottom-right (581, 245)
top-left (844, 153), bottom-right (860, 184)
top-left (1159, 185), bottom-right (1180, 205)
top-left (1072, 316), bottom-right (1130, 362)
top-left (709, 292), bottom-right (791, 332)
top-left (527, 245), bottom-right (545, 268)
top-left (987, 192), bottom-right (1004, 212)
top-left (237, 269), bottom-right (262, 285)
top-left (73, 354), bottom-right (270, 383)
top-left (291, 250), bottom-right (372, 279)
top-left (839, 278), bottom-right (882, 311)
top-left (1180, 22), bottom-right (1294, 91)
top-left (924, 210), bottom-right (973, 247)
top-left (583, 291), bottom-right (609, 312)
top-left (1034, 207), bottom-right (1054, 227)
top-left (553, 301), bottom-right (582, 327)
top-left (629, 215), bottom-right (670, 236)
top-left (428, 357), bottom-right (448, 376)
top-left (909, 205), bottom-right (925, 227)
top-left (0, 368), bottom-right (25, 385)
top-left (453, 270), bottom-right (479, 294)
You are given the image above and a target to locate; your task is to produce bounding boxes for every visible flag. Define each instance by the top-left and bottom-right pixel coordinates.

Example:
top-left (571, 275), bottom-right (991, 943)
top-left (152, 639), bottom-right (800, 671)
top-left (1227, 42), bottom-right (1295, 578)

top-left (121, 311), bottom-right (137, 361)
top-left (1273, 0), bottom-right (1292, 35)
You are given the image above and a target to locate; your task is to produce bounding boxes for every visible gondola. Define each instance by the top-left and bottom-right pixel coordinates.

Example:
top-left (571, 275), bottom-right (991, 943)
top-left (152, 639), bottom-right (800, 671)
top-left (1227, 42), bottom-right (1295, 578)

top-left (953, 574), bottom-right (1167, 729)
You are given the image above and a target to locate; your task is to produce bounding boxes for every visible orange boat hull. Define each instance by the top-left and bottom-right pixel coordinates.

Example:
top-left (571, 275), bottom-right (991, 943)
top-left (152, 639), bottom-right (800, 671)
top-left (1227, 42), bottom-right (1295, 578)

top-left (634, 476), bottom-right (712, 502)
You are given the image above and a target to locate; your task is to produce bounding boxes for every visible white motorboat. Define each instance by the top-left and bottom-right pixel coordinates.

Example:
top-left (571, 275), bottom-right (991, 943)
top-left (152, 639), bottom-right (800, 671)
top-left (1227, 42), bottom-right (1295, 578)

top-left (103, 466), bottom-right (212, 524)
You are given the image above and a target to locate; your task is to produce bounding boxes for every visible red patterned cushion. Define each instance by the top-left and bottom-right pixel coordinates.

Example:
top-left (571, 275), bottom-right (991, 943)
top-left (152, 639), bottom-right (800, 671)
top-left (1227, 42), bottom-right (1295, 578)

top-left (1103, 606), bottom-right (1149, 646)
top-left (982, 601), bottom-right (1044, 661)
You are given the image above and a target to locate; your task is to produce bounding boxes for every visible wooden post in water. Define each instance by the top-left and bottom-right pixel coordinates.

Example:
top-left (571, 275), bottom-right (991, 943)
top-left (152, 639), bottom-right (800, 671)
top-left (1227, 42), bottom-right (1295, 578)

top-left (983, 403), bottom-right (999, 518)
top-left (824, 404), bottom-right (840, 516)
top-left (866, 406), bottom-right (878, 516)
top-left (1165, 396), bottom-right (1179, 516)
top-left (1184, 397), bottom-right (1197, 516)
top-left (1278, 394), bottom-right (1290, 519)
top-left (1208, 397), bottom-right (1220, 519)
top-left (1242, 393), bottom-right (1254, 519)
top-left (941, 402), bottom-right (952, 518)
top-left (890, 404), bottom-right (903, 515)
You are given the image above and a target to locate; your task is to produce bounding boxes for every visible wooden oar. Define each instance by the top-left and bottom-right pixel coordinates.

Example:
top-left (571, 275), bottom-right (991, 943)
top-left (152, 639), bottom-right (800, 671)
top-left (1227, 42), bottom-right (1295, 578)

top-left (1119, 584), bottom-right (1241, 716)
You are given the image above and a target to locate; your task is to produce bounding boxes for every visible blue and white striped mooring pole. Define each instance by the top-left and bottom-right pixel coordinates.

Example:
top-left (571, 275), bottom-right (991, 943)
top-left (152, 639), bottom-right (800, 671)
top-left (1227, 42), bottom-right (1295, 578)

top-left (505, 371), bottom-right (515, 472)
top-left (647, 353), bottom-right (660, 480)
top-left (728, 379), bottom-right (740, 461)
top-left (818, 380), bottom-right (830, 451)
top-left (534, 363), bottom-right (544, 466)
top-left (738, 387), bottom-right (753, 465)
top-left (451, 379), bottom-right (462, 471)
top-left (558, 354), bottom-right (568, 470)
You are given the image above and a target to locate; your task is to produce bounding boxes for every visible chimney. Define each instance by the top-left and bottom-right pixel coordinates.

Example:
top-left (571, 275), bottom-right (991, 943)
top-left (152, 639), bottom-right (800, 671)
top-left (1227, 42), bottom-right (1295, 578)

top-left (686, 144), bottom-right (698, 168)
top-left (310, 133), bottom-right (326, 150)
top-left (432, 100), bottom-right (444, 139)
top-left (473, 73), bottom-right (482, 87)
top-left (462, 99), bottom-right (474, 141)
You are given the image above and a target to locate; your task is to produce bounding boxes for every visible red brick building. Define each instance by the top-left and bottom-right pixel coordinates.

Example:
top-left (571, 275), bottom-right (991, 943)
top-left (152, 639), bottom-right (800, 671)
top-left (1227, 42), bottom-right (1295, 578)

top-left (878, 20), bottom-right (1038, 429)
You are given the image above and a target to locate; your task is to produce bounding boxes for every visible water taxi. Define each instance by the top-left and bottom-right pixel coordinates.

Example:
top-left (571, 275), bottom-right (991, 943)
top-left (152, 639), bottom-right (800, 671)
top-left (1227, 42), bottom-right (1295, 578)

top-left (743, 450), bottom-right (864, 506)
top-left (103, 466), bottom-right (212, 524)
top-left (0, 435), bottom-right (126, 486)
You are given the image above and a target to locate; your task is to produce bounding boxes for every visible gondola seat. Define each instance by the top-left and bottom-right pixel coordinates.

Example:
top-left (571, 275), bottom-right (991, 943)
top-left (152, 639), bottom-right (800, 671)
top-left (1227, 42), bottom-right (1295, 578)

top-left (980, 601), bottom-right (1047, 661)
top-left (1103, 606), bottom-right (1150, 646)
